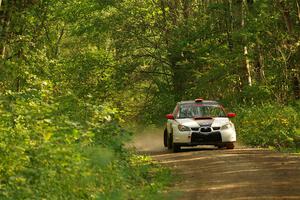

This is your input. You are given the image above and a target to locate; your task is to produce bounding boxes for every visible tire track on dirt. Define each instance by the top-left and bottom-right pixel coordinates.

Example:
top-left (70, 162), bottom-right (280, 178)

top-left (152, 148), bottom-right (300, 200)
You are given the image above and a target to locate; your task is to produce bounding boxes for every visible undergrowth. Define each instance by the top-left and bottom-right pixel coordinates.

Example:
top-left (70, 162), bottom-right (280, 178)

top-left (234, 103), bottom-right (300, 152)
top-left (0, 90), bottom-right (172, 199)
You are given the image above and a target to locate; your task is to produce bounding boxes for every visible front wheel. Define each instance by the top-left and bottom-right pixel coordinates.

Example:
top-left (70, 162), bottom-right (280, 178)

top-left (216, 145), bottom-right (225, 149)
top-left (226, 143), bottom-right (235, 149)
top-left (172, 143), bottom-right (181, 153)
top-left (167, 133), bottom-right (172, 149)
top-left (163, 129), bottom-right (168, 147)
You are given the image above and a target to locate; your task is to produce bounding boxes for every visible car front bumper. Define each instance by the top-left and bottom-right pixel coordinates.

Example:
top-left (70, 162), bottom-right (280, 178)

top-left (173, 128), bottom-right (236, 146)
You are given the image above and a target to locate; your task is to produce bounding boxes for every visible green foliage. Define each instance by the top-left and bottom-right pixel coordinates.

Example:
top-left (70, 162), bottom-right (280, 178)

top-left (235, 104), bottom-right (299, 150)
top-left (0, 88), bottom-right (171, 199)
top-left (2, 0), bottom-right (300, 198)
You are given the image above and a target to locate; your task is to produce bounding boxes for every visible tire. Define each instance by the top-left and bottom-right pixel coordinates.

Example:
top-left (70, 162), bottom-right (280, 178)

top-left (163, 129), bottom-right (168, 147)
top-left (167, 133), bottom-right (173, 149)
top-left (226, 143), bottom-right (235, 149)
top-left (172, 143), bottom-right (181, 153)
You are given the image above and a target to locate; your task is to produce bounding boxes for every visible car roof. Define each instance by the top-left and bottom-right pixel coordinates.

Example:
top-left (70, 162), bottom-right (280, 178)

top-left (178, 100), bottom-right (220, 105)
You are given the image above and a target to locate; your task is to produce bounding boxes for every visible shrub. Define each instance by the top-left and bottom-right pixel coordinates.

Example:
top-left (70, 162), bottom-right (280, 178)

top-left (235, 104), bottom-right (299, 149)
top-left (0, 89), bottom-right (171, 199)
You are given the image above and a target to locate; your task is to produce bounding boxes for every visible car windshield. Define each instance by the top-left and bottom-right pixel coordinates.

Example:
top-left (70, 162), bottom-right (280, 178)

top-left (178, 103), bottom-right (226, 118)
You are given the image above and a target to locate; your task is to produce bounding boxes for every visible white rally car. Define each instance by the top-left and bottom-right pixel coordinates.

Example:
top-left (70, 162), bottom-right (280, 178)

top-left (164, 98), bottom-right (236, 152)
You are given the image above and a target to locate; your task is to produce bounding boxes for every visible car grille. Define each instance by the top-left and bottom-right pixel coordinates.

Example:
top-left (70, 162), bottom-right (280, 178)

top-left (191, 126), bottom-right (220, 132)
top-left (191, 132), bottom-right (222, 143)
top-left (200, 127), bottom-right (212, 132)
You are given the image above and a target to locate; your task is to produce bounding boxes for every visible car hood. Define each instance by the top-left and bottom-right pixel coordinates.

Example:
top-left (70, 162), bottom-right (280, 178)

top-left (176, 117), bottom-right (230, 127)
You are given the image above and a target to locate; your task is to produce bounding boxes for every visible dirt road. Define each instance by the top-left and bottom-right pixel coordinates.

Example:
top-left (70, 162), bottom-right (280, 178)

top-left (133, 131), bottom-right (300, 200)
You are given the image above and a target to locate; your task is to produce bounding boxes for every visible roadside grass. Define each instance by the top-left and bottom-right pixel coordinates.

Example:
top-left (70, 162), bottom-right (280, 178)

top-left (293, 129), bottom-right (300, 153)
top-left (142, 155), bottom-right (181, 200)
top-left (276, 129), bottom-right (300, 153)
top-left (126, 153), bottom-right (175, 200)
top-left (239, 128), bottom-right (300, 154)
top-left (94, 151), bottom-right (174, 200)
top-left (128, 126), bottom-right (180, 199)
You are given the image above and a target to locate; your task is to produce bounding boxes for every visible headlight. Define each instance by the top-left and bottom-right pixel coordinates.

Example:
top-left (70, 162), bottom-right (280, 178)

top-left (221, 123), bottom-right (232, 130)
top-left (178, 124), bottom-right (190, 131)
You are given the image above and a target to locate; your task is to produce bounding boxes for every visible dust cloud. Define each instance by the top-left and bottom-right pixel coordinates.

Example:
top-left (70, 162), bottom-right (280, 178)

top-left (130, 127), bottom-right (166, 153)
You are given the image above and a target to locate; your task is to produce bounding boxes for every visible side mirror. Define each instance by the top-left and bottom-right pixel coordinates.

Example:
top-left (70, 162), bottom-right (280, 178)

top-left (166, 114), bottom-right (175, 120)
top-left (227, 113), bottom-right (236, 118)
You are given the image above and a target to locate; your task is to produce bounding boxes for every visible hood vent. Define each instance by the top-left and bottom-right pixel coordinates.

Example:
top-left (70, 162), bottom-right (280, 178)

top-left (196, 119), bottom-right (213, 127)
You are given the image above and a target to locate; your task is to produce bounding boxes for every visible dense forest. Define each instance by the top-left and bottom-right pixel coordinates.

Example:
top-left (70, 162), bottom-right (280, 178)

top-left (1, 0), bottom-right (300, 199)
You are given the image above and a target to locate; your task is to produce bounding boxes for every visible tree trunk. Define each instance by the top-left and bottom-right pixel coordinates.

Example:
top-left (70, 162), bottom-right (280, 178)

top-left (225, 0), bottom-right (234, 51)
top-left (247, 2), bottom-right (265, 83)
top-left (159, 0), bottom-right (187, 102)
top-left (293, 75), bottom-right (300, 99)
top-left (278, 0), bottom-right (300, 100)
top-left (182, 0), bottom-right (191, 22)
top-left (279, 0), bottom-right (293, 33)
top-left (168, 0), bottom-right (179, 25)
top-left (296, 0), bottom-right (300, 22)
top-left (242, 0), bottom-right (252, 86)
top-left (254, 44), bottom-right (265, 82)
top-left (159, 0), bottom-right (169, 46)
top-left (0, 0), bottom-right (10, 58)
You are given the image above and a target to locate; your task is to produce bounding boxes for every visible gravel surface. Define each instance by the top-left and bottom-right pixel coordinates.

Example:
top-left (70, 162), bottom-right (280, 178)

top-left (133, 130), bottom-right (300, 200)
